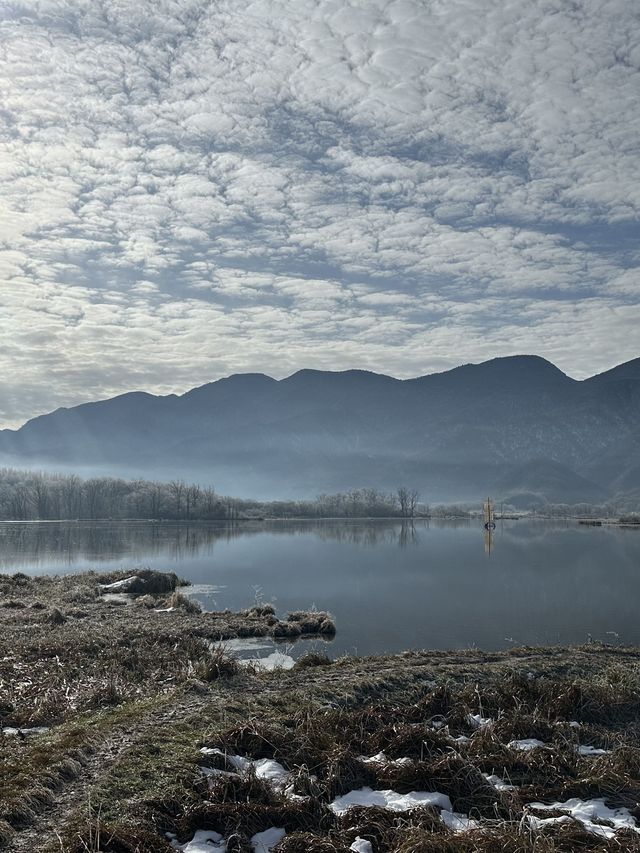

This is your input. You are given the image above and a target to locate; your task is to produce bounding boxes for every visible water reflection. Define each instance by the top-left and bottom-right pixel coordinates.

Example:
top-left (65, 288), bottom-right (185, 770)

top-left (2, 519), bottom-right (639, 655)
top-left (0, 518), bottom-right (446, 569)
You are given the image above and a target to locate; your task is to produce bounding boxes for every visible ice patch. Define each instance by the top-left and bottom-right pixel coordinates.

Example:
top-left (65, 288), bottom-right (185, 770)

top-left (250, 827), bottom-right (286, 852)
top-left (171, 829), bottom-right (227, 851)
top-left (240, 651), bottom-right (295, 671)
top-left (329, 787), bottom-right (452, 815)
top-left (350, 838), bottom-right (373, 853)
top-left (223, 638), bottom-right (275, 653)
top-left (224, 638), bottom-right (295, 671)
top-left (467, 714), bottom-right (492, 730)
top-left (528, 798), bottom-right (640, 839)
top-left (508, 738), bottom-right (546, 751)
top-left (483, 773), bottom-right (515, 791)
top-left (577, 745), bottom-right (610, 756)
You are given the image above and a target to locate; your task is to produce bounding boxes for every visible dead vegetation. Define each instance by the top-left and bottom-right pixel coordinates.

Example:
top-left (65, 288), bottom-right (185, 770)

top-left (49, 647), bottom-right (640, 853)
top-left (0, 569), bottom-right (334, 729)
top-left (4, 572), bottom-right (640, 852)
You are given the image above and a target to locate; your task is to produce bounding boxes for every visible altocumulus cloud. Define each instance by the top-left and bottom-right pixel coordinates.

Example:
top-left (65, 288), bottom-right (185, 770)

top-left (0, 0), bottom-right (639, 426)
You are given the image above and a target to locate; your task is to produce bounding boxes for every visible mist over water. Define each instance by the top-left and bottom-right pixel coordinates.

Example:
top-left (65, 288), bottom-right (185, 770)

top-left (2, 519), bottom-right (639, 655)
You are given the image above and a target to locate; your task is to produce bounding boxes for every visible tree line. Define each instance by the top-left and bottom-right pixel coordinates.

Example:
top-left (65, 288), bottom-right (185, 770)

top-left (0, 468), bottom-right (423, 521)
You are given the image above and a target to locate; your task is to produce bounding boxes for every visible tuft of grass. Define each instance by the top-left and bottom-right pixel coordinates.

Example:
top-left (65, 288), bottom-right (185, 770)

top-left (48, 607), bottom-right (67, 625)
top-left (294, 652), bottom-right (333, 669)
top-left (134, 594), bottom-right (159, 609)
top-left (166, 591), bottom-right (202, 614)
top-left (274, 833), bottom-right (349, 852)
top-left (243, 604), bottom-right (277, 618)
top-left (194, 646), bottom-right (240, 682)
top-left (0, 820), bottom-right (15, 847)
top-left (287, 611), bottom-right (336, 636)
top-left (88, 675), bottom-right (123, 709)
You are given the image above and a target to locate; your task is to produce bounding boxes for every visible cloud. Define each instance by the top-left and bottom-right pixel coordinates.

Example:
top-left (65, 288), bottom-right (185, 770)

top-left (0, 0), bottom-right (638, 426)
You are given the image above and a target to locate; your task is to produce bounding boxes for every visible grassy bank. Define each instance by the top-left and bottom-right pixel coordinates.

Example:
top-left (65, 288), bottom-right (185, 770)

top-left (2, 572), bottom-right (640, 851)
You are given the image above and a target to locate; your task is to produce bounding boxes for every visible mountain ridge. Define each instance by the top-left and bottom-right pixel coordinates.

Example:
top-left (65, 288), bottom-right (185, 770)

top-left (1, 355), bottom-right (638, 505)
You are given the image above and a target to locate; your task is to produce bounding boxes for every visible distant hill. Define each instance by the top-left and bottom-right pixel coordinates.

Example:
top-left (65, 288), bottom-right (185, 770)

top-left (1, 355), bottom-right (639, 505)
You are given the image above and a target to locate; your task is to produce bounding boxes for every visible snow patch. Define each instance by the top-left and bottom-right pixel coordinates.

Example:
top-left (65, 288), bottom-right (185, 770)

top-left (359, 752), bottom-right (413, 766)
top-left (508, 738), bottom-right (546, 751)
top-left (350, 838), bottom-right (373, 853)
top-left (467, 713), bottom-right (492, 730)
top-left (99, 576), bottom-right (139, 591)
top-left (223, 638), bottom-right (295, 671)
top-left (250, 827), bottom-right (286, 852)
top-left (483, 773), bottom-right (515, 791)
top-left (441, 810), bottom-right (480, 831)
top-left (577, 745), bottom-right (610, 756)
top-left (171, 829), bottom-right (227, 851)
top-left (2, 726), bottom-right (49, 737)
top-left (330, 787), bottom-right (453, 815)
top-left (528, 798), bottom-right (640, 839)
top-left (199, 749), bottom-right (291, 786)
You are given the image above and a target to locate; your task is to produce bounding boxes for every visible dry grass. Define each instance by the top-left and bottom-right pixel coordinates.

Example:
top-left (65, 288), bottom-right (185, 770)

top-left (174, 664), bottom-right (640, 852)
top-left (166, 590), bottom-right (202, 614)
top-left (194, 645), bottom-right (241, 682)
top-left (0, 570), bottom-right (333, 728)
top-left (5, 575), bottom-right (640, 852)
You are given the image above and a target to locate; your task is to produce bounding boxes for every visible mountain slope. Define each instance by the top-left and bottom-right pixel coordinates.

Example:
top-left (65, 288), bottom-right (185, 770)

top-left (0, 356), bottom-right (638, 503)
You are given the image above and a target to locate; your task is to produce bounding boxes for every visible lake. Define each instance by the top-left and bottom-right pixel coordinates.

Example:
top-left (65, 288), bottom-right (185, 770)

top-left (1, 518), bottom-right (638, 656)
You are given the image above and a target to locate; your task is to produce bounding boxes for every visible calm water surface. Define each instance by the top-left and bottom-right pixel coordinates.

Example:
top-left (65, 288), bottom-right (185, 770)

top-left (1, 519), bottom-right (639, 655)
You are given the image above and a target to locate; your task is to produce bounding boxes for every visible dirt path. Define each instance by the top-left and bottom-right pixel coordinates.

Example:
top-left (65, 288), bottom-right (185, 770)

top-left (5, 689), bottom-right (212, 853)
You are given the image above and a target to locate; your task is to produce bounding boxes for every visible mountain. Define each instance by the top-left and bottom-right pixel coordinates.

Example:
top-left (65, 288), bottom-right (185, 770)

top-left (1, 355), bottom-right (638, 504)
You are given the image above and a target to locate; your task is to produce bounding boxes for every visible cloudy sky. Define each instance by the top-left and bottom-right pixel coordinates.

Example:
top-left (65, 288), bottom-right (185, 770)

top-left (0, 0), bottom-right (639, 427)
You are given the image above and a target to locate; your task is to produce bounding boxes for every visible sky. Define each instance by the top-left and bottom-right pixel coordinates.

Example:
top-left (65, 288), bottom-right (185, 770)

top-left (0, 0), bottom-right (639, 428)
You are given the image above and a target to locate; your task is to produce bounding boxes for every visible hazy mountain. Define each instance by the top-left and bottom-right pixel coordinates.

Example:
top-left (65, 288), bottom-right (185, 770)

top-left (1, 355), bottom-right (639, 504)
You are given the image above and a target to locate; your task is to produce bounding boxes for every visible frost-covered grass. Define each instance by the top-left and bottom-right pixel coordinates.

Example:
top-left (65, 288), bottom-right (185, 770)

top-left (4, 575), bottom-right (640, 851)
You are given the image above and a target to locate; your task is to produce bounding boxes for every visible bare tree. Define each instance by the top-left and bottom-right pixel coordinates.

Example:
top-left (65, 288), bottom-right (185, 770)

top-left (397, 486), bottom-right (420, 518)
top-left (168, 479), bottom-right (185, 518)
top-left (185, 484), bottom-right (202, 519)
top-left (60, 474), bottom-right (81, 518)
top-left (29, 474), bottom-right (50, 519)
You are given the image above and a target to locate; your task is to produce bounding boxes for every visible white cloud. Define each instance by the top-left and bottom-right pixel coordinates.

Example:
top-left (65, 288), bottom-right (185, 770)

top-left (0, 0), bottom-right (638, 426)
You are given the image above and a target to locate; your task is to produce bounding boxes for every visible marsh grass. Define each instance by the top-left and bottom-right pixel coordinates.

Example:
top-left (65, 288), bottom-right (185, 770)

top-left (194, 645), bottom-right (241, 681)
top-left (166, 590), bottom-right (202, 614)
top-left (6, 575), bottom-right (640, 852)
top-left (175, 666), bottom-right (640, 852)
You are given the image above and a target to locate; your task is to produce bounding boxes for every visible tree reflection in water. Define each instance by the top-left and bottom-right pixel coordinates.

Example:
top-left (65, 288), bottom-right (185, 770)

top-left (0, 518), bottom-right (473, 570)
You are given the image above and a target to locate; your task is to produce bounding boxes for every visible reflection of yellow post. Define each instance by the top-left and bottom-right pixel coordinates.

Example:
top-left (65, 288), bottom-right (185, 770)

top-left (484, 529), bottom-right (493, 554)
